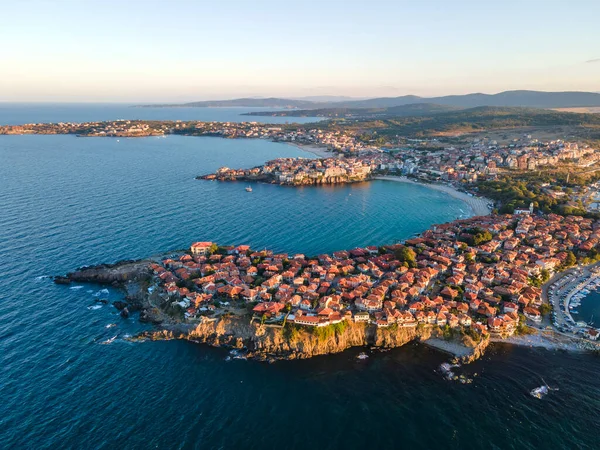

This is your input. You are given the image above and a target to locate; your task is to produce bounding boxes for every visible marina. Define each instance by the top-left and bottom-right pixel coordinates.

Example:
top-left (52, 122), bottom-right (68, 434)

top-left (547, 265), bottom-right (600, 339)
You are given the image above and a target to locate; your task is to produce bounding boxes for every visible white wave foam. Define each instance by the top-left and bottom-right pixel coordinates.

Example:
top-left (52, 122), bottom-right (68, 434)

top-left (100, 335), bottom-right (118, 345)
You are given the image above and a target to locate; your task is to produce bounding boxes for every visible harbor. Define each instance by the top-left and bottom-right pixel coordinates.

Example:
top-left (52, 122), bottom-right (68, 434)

top-left (546, 264), bottom-right (600, 342)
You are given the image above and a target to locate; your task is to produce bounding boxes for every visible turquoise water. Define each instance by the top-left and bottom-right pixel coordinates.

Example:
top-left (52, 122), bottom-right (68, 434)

top-left (1, 132), bottom-right (600, 448)
top-left (0, 103), bottom-right (320, 125)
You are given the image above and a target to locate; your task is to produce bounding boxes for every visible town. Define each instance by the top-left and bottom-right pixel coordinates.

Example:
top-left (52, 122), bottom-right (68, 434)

top-left (2, 119), bottom-right (598, 181)
top-left (145, 212), bottom-right (600, 348)
top-left (202, 156), bottom-right (374, 185)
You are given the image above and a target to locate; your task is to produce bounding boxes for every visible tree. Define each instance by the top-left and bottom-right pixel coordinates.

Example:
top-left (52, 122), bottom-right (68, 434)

top-left (564, 251), bottom-right (577, 268)
top-left (472, 229), bottom-right (492, 246)
top-left (540, 269), bottom-right (550, 284)
top-left (460, 227), bottom-right (492, 246)
top-left (395, 246), bottom-right (417, 268)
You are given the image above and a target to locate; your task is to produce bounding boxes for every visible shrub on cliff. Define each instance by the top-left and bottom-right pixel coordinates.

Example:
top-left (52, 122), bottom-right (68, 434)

top-left (460, 326), bottom-right (482, 345)
top-left (283, 323), bottom-right (301, 342)
top-left (332, 321), bottom-right (349, 336)
top-left (308, 321), bottom-right (350, 342)
top-left (441, 325), bottom-right (456, 341)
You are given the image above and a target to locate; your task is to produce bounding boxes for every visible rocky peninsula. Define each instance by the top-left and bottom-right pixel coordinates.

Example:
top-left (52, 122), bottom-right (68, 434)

top-left (199, 156), bottom-right (373, 186)
top-left (56, 257), bottom-right (488, 363)
top-left (55, 212), bottom-right (600, 363)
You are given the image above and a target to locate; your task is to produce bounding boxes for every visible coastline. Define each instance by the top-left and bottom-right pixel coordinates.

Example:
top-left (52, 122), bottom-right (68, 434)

top-left (490, 331), bottom-right (584, 352)
top-left (374, 176), bottom-right (492, 217)
top-left (57, 212), bottom-right (600, 363)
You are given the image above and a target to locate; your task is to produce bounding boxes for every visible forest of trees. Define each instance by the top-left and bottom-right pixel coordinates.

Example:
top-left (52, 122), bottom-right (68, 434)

top-left (324, 106), bottom-right (600, 139)
top-left (477, 171), bottom-right (600, 218)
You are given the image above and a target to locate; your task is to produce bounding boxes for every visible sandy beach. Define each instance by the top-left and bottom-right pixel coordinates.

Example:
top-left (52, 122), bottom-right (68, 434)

top-left (374, 176), bottom-right (492, 217)
top-left (284, 142), bottom-right (334, 159)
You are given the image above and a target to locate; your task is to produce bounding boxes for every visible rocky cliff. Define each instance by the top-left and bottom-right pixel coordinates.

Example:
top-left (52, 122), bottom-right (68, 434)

top-left (460, 335), bottom-right (490, 364)
top-left (56, 260), bottom-right (152, 285)
top-left (133, 317), bottom-right (453, 361)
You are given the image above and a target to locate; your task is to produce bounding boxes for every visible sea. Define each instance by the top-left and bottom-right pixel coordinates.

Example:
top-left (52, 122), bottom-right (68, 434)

top-left (0, 103), bottom-right (320, 125)
top-left (1, 105), bottom-right (600, 449)
top-left (573, 289), bottom-right (600, 326)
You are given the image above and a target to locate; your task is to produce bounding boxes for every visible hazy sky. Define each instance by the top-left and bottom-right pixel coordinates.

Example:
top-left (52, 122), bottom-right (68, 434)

top-left (1, 0), bottom-right (599, 102)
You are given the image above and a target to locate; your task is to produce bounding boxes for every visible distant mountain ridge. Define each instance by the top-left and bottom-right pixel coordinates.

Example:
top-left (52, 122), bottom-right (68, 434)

top-left (245, 103), bottom-right (462, 118)
top-left (144, 90), bottom-right (600, 110)
top-left (143, 97), bottom-right (317, 108)
top-left (336, 90), bottom-right (600, 109)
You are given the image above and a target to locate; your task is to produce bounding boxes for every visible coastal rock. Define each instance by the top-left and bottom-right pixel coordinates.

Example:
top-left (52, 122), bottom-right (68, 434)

top-left (124, 293), bottom-right (144, 312)
top-left (460, 335), bottom-right (490, 364)
top-left (139, 307), bottom-right (164, 324)
top-left (53, 276), bottom-right (71, 285)
top-left (66, 260), bottom-right (151, 285)
top-left (113, 300), bottom-right (128, 310)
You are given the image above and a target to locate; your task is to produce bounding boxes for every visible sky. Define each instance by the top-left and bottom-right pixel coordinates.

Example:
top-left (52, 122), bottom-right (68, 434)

top-left (1, 0), bottom-right (599, 102)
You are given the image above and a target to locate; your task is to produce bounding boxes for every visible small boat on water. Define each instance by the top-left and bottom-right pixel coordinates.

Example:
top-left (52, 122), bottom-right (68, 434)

top-left (245, 186), bottom-right (252, 192)
top-left (530, 385), bottom-right (548, 399)
top-left (357, 352), bottom-right (369, 360)
top-left (530, 382), bottom-right (558, 399)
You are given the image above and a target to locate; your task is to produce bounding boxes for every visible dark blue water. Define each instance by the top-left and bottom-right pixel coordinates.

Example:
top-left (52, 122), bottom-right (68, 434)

top-left (1, 132), bottom-right (600, 448)
top-left (0, 103), bottom-right (320, 125)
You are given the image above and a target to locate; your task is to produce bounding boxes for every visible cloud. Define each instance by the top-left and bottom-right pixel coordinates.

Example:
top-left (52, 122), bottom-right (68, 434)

top-left (586, 58), bottom-right (600, 63)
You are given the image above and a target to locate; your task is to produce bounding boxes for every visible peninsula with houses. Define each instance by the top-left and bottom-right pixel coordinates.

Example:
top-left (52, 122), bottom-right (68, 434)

top-left (57, 211), bottom-right (600, 362)
top-left (200, 156), bottom-right (373, 186)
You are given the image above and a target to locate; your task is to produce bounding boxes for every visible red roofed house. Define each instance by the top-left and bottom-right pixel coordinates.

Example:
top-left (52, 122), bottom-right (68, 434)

top-left (191, 242), bottom-right (213, 256)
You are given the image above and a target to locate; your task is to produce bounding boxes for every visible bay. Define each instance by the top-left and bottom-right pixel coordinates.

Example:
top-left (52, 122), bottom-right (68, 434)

top-left (1, 127), bottom-right (599, 449)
